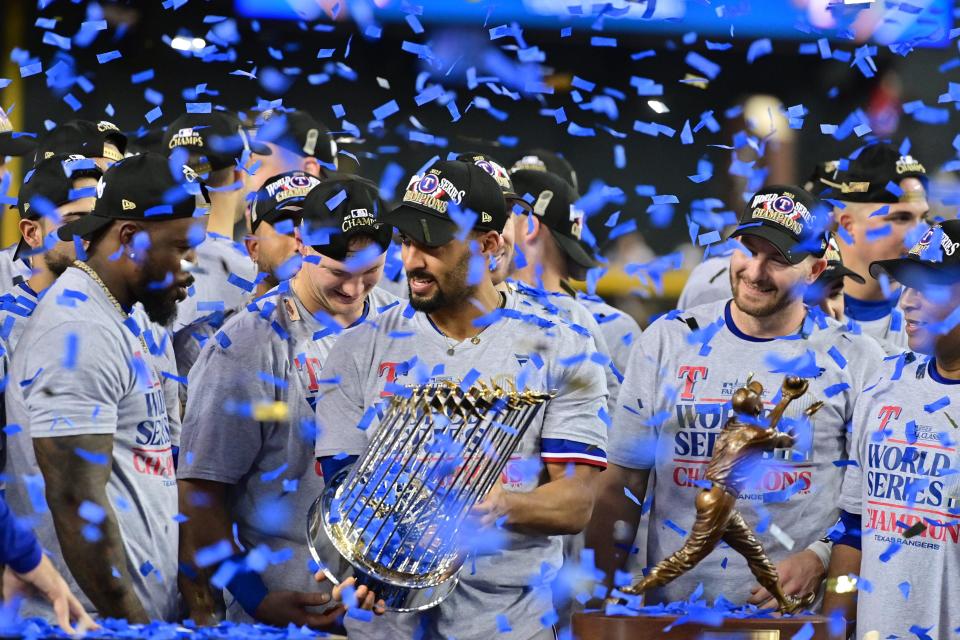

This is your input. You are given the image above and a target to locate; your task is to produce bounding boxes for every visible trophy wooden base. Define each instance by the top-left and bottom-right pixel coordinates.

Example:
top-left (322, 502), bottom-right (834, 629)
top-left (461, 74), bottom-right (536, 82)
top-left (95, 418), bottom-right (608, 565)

top-left (572, 612), bottom-right (842, 640)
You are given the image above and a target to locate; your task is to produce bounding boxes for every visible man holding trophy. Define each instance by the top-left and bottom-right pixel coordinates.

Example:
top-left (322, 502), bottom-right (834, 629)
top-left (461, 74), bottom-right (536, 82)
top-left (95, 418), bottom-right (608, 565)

top-left (587, 185), bottom-right (885, 611)
top-left (313, 159), bottom-right (609, 640)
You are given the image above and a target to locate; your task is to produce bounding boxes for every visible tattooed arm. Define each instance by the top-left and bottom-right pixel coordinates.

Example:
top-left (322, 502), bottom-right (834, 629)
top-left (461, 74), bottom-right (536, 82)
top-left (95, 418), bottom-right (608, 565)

top-left (33, 434), bottom-right (149, 623)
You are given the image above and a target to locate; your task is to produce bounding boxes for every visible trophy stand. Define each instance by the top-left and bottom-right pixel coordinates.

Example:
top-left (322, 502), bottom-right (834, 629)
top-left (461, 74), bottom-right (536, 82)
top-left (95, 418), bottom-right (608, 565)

top-left (572, 612), bottom-right (840, 639)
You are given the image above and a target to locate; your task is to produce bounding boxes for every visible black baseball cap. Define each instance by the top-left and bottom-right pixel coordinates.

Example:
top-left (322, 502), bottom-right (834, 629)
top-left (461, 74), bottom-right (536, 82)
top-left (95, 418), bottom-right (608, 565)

top-left (454, 153), bottom-right (519, 201)
top-left (163, 111), bottom-right (269, 175)
top-left (251, 109), bottom-right (336, 167)
top-left (57, 152), bottom-right (210, 241)
top-left (816, 143), bottom-right (927, 204)
top-left (729, 185), bottom-right (830, 265)
top-left (870, 221), bottom-right (960, 288)
top-left (250, 171), bottom-right (324, 232)
top-left (34, 119), bottom-right (127, 165)
top-left (0, 107), bottom-right (36, 158)
top-left (14, 155), bottom-right (102, 259)
top-left (380, 160), bottom-right (508, 248)
top-left (509, 149), bottom-right (579, 193)
top-left (510, 169), bottom-right (594, 269)
top-left (299, 176), bottom-right (392, 261)
top-left (820, 233), bottom-right (865, 284)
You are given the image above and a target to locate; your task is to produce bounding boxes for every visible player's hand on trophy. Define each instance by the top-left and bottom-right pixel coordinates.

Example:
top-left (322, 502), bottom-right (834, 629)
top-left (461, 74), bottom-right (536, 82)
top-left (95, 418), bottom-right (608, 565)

top-left (314, 573), bottom-right (387, 616)
top-left (746, 549), bottom-right (824, 609)
top-left (253, 588), bottom-right (346, 629)
top-left (470, 483), bottom-right (511, 529)
top-left (781, 376), bottom-right (809, 399)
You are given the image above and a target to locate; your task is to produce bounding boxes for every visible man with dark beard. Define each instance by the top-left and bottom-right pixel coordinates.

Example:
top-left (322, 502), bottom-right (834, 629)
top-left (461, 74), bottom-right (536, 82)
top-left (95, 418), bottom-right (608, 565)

top-left (4, 153), bottom-right (203, 623)
top-left (314, 160), bottom-right (609, 640)
top-left (587, 185), bottom-right (885, 612)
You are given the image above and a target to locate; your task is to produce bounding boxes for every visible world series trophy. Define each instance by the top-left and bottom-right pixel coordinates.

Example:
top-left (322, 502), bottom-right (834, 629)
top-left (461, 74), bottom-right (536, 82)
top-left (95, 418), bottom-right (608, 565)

top-left (574, 376), bottom-right (842, 640)
top-left (307, 381), bottom-right (552, 611)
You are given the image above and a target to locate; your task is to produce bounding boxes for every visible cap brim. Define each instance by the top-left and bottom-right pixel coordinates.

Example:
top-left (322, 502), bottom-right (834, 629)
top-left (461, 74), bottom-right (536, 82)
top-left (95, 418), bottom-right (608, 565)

top-left (0, 133), bottom-right (37, 157)
top-left (249, 139), bottom-right (272, 156)
top-left (824, 263), bottom-right (866, 285)
top-left (729, 224), bottom-right (809, 265)
top-left (379, 204), bottom-right (458, 248)
top-left (550, 229), bottom-right (595, 269)
top-left (869, 257), bottom-right (960, 289)
top-left (57, 213), bottom-right (113, 241)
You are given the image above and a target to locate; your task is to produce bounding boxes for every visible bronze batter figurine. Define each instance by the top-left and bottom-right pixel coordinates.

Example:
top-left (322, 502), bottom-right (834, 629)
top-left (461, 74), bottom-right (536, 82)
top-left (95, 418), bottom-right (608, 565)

top-left (621, 375), bottom-right (824, 614)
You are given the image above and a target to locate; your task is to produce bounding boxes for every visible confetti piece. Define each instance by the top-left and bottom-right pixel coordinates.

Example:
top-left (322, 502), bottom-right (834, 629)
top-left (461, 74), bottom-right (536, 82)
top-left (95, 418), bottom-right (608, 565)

top-left (373, 99), bottom-right (399, 121)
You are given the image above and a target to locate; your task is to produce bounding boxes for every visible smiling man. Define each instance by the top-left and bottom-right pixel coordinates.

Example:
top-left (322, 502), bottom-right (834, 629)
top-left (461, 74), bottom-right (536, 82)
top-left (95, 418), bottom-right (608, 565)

top-left (6, 153), bottom-right (205, 622)
top-left (314, 159), bottom-right (608, 640)
top-left (824, 220), bottom-right (960, 638)
top-left (587, 185), bottom-right (885, 610)
top-left (177, 176), bottom-right (394, 628)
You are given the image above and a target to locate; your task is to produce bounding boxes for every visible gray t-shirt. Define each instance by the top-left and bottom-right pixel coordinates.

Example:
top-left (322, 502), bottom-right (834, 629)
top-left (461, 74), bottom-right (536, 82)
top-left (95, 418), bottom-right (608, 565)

top-left (5, 266), bottom-right (179, 621)
top-left (608, 299), bottom-right (885, 605)
top-left (843, 292), bottom-right (908, 355)
top-left (178, 284), bottom-right (397, 622)
top-left (0, 243), bottom-right (32, 293)
top-left (677, 254), bottom-right (733, 311)
top-left (174, 233), bottom-right (257, 334)
top-left (512, 281), bottom-right (621, 409)
top-left (839, 355), bottom-right (960, 639)
top-left (314, 289), bottom-right (608, 640)
top-left (575, 292), bottom-right (642, 379)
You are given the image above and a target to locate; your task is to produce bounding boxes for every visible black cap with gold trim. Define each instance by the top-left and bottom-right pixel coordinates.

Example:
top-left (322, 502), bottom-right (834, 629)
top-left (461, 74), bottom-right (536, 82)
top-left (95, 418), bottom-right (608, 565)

top-left (34, 119), bottom-right (126, 165)
top-left (815, 143), bottom-right (927, 204)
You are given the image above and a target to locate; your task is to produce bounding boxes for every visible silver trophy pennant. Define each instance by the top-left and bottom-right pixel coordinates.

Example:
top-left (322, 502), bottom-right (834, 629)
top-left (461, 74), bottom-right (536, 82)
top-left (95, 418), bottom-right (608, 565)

top-left (307, 381), bottom-right (552, 611)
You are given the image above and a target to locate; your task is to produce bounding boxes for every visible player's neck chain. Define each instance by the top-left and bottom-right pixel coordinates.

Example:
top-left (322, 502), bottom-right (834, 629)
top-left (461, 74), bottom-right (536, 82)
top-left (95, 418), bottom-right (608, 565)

top-left (430, 291), bottom-right (506, 356)
top-left (73, 260), bottom-right (149, 353)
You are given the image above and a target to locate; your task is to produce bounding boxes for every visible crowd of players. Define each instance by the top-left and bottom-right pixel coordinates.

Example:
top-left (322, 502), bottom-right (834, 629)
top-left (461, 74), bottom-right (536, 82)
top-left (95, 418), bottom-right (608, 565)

top-left (0, 104), bottom-right (956, 640)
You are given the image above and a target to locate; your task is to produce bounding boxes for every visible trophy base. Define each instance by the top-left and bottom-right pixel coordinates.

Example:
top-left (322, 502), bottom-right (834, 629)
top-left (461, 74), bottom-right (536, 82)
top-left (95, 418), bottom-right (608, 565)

top-left (306, 471), bottom-right (461, 613)
top-left (572, 612), bottom-right (842, 640)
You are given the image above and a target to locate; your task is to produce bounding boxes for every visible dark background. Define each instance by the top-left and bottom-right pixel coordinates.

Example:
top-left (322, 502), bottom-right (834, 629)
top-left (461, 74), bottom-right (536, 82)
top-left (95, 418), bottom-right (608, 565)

top-left (2, 0), bottom-right (959, 256)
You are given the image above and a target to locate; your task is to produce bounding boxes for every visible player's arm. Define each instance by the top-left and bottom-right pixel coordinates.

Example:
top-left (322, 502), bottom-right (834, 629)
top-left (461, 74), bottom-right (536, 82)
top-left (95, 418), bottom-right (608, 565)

top-left (473, 461), bottom-right (601, 535)
top-left (177, 478), bottom-right (233, 624)
top-left (584, 463), bottom-right (650, 592)
top-left (33, 433), bottom-right (150, 623)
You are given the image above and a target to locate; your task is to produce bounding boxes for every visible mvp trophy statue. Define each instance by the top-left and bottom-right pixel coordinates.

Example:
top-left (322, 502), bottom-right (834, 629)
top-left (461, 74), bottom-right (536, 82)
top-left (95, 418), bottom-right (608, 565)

top-left (307, 381), bottom-right (551, 611)
top-left (574, 376), bottom-right (843, 640)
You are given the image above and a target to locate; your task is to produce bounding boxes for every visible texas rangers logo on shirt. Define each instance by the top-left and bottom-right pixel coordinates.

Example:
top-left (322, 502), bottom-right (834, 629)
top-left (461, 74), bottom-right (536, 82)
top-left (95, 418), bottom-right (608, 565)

top-left (864, 405), bottom-right (960, 548)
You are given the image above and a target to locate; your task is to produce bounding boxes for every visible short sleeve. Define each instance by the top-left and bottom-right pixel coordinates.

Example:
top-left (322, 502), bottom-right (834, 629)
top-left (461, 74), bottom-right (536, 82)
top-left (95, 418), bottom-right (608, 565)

top-left (177, 322), bottom-right (271, 484)
top-left (22, 322), bottom-right (125, 438)
top-left (540, 334), bottom-right (609, 462)
top-left (607, 329), bottom-right (662, 470)
top-left (314, 330), bottom-right (370, 460)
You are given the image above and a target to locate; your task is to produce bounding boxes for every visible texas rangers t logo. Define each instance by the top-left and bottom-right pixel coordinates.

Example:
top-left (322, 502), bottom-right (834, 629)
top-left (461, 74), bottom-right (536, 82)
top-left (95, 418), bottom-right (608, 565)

top-left (678, 365), bottom-right (708, 401)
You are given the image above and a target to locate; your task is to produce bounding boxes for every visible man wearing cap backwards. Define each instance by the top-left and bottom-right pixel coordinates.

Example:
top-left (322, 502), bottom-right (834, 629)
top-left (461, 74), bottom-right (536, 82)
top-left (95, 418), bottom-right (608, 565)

top-left (5, 153), bottom-right (202, 622)
top-left (177, 176), bottom-right (395, 628)
top-left (173, 170), bottom-right (325, 394)
top-left (802, 233), bottom-right (867, 322)
top-left (246, 109), bottom-right (338, 193)
top-left (816, 143), bottom-right (929, 353)
top-left (508, 168), bottom-right (635, 395)
top-left (587, 185), bottom-right (885, 610)
top-left (0, 106), bottom-right (39, 291)
top-left (33, 119), bottom-right (127, 171)
top-left (824, 220), bottom-right (960, 638)
top-left (163, 110), bottom-right (260, 336)
top-left (314, 159), bottom-right (608, 640)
